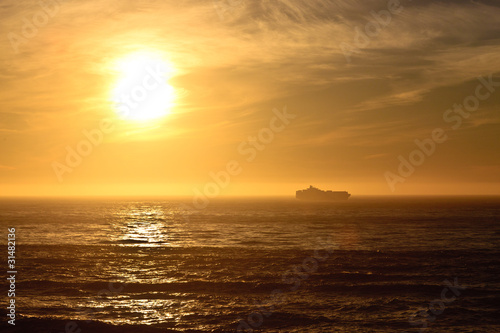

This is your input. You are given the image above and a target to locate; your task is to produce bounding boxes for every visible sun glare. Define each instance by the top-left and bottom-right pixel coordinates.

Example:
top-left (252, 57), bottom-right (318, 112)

top-left (111, 51), bottom-right (176, 122)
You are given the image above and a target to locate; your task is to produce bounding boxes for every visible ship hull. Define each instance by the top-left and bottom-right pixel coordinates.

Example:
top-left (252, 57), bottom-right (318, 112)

top-left (296, 187), bottom-right (351, 201)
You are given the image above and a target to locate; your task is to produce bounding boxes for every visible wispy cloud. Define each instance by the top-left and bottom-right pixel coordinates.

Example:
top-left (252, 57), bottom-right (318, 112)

top-left (0, 0), bottom-right (499, 191)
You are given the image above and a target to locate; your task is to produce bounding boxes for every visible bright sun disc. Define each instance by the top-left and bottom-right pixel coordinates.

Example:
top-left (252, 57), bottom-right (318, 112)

top-left (111, 52), bottom-right (176, 122)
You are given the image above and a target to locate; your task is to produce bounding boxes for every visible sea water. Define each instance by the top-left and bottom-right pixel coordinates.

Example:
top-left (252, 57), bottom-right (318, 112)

top-left (1, 196), bottom-right (499, 332)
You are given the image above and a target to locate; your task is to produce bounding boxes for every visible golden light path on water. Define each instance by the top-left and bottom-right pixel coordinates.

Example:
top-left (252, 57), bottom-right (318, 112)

top-left (81, 205), bottom-right (204, 326)
top-left (62, 200), bottom-right (363, 328)
top-left (84, 203), bottom-right (363, 327)
top-left (112, 205), bottom-right (189, 247)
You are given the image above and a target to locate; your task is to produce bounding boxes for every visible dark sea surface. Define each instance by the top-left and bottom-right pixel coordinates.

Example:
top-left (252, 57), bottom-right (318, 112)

top-left (1, 196), bottom-right (499, 332)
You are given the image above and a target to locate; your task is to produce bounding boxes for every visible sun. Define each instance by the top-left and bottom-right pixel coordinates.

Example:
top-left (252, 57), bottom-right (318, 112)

top-left (111, 51), bottom-right (176, 122)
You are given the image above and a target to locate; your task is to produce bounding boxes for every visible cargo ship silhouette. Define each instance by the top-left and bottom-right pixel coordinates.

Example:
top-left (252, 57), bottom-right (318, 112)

top-left (296, 185), bottom-right (351, 201)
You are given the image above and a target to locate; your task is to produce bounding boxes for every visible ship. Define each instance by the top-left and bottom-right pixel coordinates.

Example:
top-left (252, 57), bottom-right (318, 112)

top-left (296, 185), bottom-right (351, 201)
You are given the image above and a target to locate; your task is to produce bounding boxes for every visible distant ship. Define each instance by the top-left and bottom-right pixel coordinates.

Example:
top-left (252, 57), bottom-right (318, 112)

top-left (296, 185), bottom-right (351, 201)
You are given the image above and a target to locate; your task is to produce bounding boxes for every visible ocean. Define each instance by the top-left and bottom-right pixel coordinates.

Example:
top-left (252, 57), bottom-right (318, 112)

top-left (1, 196), bottom-right (499, 332)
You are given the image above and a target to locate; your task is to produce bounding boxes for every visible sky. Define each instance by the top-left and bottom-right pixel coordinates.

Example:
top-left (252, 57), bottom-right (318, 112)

top-left (0, 0), bottom-right (499, 197)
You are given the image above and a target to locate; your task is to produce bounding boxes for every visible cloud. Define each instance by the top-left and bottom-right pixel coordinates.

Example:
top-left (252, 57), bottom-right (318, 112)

top-left (0, 0), bottom-right (499, 190)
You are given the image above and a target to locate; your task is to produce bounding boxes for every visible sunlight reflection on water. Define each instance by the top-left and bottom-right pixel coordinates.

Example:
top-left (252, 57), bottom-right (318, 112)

top-left (111, 205), bottom-right (190, 247)
top-left (2, 198), bottom-right (500, 331)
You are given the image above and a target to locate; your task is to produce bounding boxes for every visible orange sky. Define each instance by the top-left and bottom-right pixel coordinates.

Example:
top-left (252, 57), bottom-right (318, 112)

top-left (1, 0), bottom-right (499, 197)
